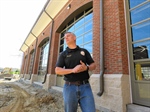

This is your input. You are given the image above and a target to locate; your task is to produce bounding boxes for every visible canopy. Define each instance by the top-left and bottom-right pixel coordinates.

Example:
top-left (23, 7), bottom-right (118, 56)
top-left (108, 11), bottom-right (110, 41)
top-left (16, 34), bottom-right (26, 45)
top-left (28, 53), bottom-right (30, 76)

top-left (20, 0), bottom-right (69, 52)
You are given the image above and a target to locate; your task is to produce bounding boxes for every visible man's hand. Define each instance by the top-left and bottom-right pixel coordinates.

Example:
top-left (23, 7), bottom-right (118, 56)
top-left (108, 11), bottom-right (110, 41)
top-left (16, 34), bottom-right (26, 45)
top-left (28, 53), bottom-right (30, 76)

top-left (80, 60), bottom-right (87, 71)
top-left (72, 60), bottom-right (87, 73)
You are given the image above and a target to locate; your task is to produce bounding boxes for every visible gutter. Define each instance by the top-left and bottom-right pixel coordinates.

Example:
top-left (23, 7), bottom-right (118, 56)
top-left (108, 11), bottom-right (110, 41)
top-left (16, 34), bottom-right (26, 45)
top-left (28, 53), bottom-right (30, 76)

top-left (42, 10), bottom-right (54, 84)
top-left (97, 0), bottom-right (104, 96)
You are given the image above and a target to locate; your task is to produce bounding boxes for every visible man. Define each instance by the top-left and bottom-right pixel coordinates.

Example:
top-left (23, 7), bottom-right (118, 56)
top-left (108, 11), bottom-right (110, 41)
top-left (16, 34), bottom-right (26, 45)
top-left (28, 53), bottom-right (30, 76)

top-left (55, 32), bottom-right (96, 112)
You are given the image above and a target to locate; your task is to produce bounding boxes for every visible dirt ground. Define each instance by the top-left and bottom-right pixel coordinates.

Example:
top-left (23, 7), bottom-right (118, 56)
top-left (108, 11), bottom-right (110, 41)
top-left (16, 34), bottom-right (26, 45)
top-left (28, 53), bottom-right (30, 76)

top-left (0, 77), bottom-right (99, 112)
top-left (0, 78), bottom-right (65, 112)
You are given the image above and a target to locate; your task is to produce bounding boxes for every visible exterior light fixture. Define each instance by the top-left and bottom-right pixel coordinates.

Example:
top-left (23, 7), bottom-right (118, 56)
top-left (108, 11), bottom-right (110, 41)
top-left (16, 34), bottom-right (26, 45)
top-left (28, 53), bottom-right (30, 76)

top-left (67, 4), bottom-right (71, 9)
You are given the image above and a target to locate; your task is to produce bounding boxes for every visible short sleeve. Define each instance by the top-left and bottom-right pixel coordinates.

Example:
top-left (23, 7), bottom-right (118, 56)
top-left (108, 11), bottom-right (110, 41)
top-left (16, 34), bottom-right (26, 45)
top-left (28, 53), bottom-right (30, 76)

top-left (55, 52), bottom-right (65, 68)
top-left (84, 49), bottom-right (94, 65)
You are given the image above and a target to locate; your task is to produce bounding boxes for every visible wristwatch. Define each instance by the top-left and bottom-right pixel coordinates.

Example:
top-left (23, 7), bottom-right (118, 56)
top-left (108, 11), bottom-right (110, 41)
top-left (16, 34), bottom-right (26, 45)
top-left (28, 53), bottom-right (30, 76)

top-left (86, 66), bottom-right (89, 71)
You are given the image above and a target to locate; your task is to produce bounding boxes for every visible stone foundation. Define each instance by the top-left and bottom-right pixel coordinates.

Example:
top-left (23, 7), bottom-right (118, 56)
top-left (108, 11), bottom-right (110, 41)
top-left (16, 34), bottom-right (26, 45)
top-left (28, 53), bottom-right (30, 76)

top-left (30, 74), bottom-right (38, 84)
top-left (43, 74), bottom-right (57, 90)
top-left (90, 74), bottom-right (131, 112)
top-left (20, 74), bottom-right (24, 78)
top-left (24, 74), bottom-right (31, 80)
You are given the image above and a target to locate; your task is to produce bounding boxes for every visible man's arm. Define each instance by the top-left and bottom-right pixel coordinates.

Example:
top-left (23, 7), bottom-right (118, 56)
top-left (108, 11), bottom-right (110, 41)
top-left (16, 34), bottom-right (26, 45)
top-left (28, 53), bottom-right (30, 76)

top-left (79, 60), bottom-right (96, 72)
top-left (55, 67), bottom-right (73, 75)
top-left (55, 64), bottom-right (84, 75)
top-left (88, 62), bottom-right (96, 71)
top-left (55, 60), bottom-right (96, 75)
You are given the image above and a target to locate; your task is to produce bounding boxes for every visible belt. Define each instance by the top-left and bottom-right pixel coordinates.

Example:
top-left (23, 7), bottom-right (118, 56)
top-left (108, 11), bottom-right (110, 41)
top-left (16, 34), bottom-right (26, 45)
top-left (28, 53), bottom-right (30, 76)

top-left (65, 80), bottom-right (89, 86)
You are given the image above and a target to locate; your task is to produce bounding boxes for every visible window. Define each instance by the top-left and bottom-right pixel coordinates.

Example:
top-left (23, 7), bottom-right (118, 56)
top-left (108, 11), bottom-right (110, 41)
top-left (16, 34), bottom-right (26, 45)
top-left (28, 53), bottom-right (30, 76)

top-left (28, 51), bottom-right (34, 75)
top-left (37, 41), bottom-right (49, 82)
top-left (129, 0), bottom-right (150, 80)
top-left (23, 56), bottom-right (28, 74)
top-left (59, 8), bottom-right (93, 55)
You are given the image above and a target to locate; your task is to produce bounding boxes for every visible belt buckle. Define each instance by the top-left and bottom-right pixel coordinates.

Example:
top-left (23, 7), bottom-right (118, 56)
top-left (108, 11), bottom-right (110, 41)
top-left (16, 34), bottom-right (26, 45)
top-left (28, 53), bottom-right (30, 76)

top-left (76, 81), bottom-right (81, 86)
top-left (83, 80), bottom-right (86, 84)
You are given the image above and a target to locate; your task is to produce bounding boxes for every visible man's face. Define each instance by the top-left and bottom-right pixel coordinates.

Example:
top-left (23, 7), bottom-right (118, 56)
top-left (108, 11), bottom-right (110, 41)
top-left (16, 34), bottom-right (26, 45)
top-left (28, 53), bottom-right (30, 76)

top-left (64, 33), bottom-right (76, 45)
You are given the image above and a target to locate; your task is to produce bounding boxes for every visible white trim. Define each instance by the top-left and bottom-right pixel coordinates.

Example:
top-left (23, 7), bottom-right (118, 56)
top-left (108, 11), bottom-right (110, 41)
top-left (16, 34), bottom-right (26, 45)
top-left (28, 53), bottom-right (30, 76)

top-left (124, 0), bottom-right (133, 103)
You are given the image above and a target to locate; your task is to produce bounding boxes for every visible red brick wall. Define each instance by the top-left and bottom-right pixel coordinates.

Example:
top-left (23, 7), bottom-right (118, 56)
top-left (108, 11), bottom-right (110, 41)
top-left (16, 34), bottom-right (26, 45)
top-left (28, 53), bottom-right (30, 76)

top-left (48, 32), bottom-right (59, 74)
top-left (93, 0), bottom-right (100, 74)
top-left (118, 0), bottom-right (128, 74)
top-left (93, 0), bottom-right (128, 74)
top-left (21, 0), bottom-right (129, 75)
top-left (103, 0), bottom-right (128, 74)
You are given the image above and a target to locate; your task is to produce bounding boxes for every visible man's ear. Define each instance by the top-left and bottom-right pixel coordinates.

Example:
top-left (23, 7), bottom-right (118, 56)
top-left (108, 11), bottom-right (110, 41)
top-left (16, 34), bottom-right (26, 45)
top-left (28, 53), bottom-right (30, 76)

top-left (73, 36), bottom-right (76, 41)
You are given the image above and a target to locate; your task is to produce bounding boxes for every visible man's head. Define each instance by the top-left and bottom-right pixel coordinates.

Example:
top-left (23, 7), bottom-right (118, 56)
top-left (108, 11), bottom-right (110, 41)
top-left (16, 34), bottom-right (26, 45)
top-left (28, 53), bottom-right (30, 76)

top-left (64, 32), bottom-right (76, 45)
top-left (64, 32), bottom-right (76, 37)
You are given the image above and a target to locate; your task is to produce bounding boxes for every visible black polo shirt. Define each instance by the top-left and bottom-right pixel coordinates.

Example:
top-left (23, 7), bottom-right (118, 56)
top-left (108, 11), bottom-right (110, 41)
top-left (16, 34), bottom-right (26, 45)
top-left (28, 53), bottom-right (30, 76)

top-left (56, 46), bottom-right (94, 82)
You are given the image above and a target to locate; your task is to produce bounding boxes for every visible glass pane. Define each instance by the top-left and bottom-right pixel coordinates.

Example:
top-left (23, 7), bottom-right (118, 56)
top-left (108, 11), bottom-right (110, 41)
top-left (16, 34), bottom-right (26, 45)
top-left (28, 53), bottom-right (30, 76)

top-left (76, 12), bottom-right (84, 20)
top-left (64, 44), bottom-right (67, 51)
top-left (134, 62), bottom-right (150, 81)
top-left (60, 46), bottom-right (63, 52)
top-left (132, 20), bottom-right (150, 42)
top-left (60, 39), bottom-right (64, 45)
top-left (130, 3), bottom-right (150, 24)
top-left (129, 0), bottom-right (146, 9)
top-left (44, 59), bottom-right (46, 65)
top-left (134, 82), bottom-right (150, 104)
top-left (76, 36), bottom-right (83, 46)
top-left (28, 52), bottom-right (34, 74)
top-left (43, 59), bottom-right (45, 65)
top-left (85, 13), bottom-right (93, 22)
top-left (46, 43), bottom-right (49, 49)
top-left (80, 45), bottom-right (84, 48)
top-left (133, 40), bottom-right (150, 60)
top-left (68, 25), bottom-right (74, 32)
top-left (75, 18), bottom-right (84, 29)
top-left (40, 56), bottom-right (43, 60)
top-left (85, 20), bottom-right (92, 32)
top-left (75, 27), bottom-right (84, 37)
top-left (68, 19), bottom-right (74, 27)
top-left (60, 12), bottom-right (93, 54)
top-left (38, 41), bottom-right (49, 76)
top-left (61, 32), bottom-right (65, 38)
top-left (85, 7), bottom-right (92, 13)
top-left (45, 58), bottom-right (48, 64)
top-left (84, 31), bottom-right (92, 43)
top-left (84, 42), bottom-right (92, 54)
top-left (40, 51), bottom-right (43, 55)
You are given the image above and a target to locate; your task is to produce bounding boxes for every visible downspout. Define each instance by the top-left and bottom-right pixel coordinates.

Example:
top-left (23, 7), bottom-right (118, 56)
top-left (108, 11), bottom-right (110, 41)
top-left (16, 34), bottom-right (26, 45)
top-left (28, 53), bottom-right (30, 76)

top-left (28, 32), bottom-right (38, 80)
top-left (42, 10), bottom-right (54, 84)
top-left (97, 0), bottom-right (104, 96)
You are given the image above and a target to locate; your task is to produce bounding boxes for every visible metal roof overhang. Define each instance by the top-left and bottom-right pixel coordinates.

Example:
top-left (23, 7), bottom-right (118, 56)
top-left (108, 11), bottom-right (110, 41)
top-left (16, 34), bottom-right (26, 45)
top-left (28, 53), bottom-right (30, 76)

top-left (20, 0), bottom-right (69, 52)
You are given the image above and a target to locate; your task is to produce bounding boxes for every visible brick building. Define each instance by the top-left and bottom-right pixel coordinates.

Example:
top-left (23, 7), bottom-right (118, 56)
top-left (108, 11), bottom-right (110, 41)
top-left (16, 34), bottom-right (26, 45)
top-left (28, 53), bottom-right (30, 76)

top-left (20, 0), bottom-right (150, 112)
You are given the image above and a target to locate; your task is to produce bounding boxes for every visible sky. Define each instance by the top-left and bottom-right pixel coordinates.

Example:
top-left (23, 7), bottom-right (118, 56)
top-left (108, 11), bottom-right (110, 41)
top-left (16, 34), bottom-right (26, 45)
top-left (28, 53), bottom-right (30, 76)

top-left (0, 0), bottom-right (47, 69)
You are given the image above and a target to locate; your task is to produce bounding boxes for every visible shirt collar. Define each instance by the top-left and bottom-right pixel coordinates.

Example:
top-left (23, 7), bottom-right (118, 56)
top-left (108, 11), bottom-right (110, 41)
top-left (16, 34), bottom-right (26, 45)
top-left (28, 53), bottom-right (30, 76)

top-left (66, 45), bottom-right (80, 52)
